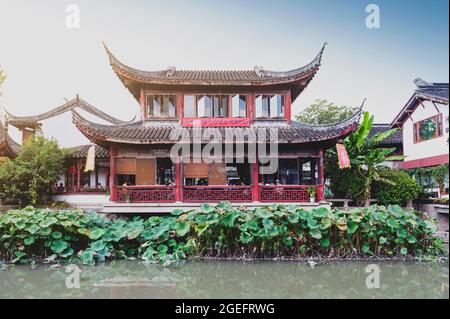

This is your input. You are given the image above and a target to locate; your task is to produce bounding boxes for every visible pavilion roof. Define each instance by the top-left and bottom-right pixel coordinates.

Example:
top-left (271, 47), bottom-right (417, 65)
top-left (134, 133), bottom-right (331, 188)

top-left (0, 120), bottom-right (21, 157)
top-left (72, 107), bottom-right (362, 147)
top-left (104, 42), bottom-right (327, 103)
top-left (390, 79), bottom-right (449, 128)
top-left (5, 96), bottom-right (133, 128)
top-left (65, 144), bottom-right (109, 159)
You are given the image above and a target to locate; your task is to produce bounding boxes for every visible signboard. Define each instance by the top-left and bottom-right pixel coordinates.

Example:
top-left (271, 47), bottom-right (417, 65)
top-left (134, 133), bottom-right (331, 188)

top-left (182, 118), bottom-right (251, 127)
top-left (336, 143), bottom-right (351, 169)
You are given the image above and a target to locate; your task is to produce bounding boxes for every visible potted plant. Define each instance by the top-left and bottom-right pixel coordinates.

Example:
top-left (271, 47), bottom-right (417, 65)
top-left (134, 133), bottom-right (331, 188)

top-left (307, 186), bottom-right (317, 203)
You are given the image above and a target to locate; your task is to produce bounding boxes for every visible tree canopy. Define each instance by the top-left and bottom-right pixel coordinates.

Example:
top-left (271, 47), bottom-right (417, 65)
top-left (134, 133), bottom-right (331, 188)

top-left (295, 99), bottom-right (358, 124)
top-left (0, 137), bottom-right (65, 205)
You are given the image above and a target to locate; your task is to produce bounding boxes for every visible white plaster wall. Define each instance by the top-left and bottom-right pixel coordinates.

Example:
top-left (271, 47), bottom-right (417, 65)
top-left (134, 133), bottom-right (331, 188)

top-left (402, 101), bottom-right (449, 162)
top-left (52, 194), bottom-right (109, 204)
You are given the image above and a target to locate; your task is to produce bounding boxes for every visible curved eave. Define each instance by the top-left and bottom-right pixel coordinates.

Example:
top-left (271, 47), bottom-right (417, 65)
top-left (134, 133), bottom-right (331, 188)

top-left (6, 97), bottom-right (132, 127)
top-left (72, 106), bottom-right (361, 146)
top-left (0, 123), bottom-right (21, 158)
top-left (104, 42), bottom-right (326, 101)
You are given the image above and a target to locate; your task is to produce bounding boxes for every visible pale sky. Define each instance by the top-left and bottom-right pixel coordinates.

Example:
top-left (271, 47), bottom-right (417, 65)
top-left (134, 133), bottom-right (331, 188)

top-left (0, 0), bottom-right (448, 147)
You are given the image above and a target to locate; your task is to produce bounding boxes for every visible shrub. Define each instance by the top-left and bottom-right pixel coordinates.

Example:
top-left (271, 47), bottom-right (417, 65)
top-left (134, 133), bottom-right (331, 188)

top-left (0, 203), bottom-right (443, 266)
top-left (0, 137), bottom-right (65, 205)
top-left (373, 168), bottom-right (422, 206)
top-left (325, 150), bottom-right (366, 201)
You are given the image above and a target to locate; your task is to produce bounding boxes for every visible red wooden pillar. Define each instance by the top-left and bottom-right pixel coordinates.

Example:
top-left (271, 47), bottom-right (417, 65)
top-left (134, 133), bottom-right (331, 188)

top-left (175, 162), bottom-right (182, 202)
top-left (248, 94), bottom-right (254, 122)
top-left (251, 158), bottom-right (260, 202)
top-left (109, 145), bottom-right (117, 201)
top-left (77, 159), bottom-right (81, 192)
top-left (140, 89), bottom-right (147, 120)
top-left (70, 165), bottom-right (75, 191)
top-left (95, 168), bottom-right (99, 190)
top-left (177, 94), bottom-right (183, 125)
top-left (285, 90), bottom-right (292, 124)
top-left (317, 149), bottom-right (325, 202)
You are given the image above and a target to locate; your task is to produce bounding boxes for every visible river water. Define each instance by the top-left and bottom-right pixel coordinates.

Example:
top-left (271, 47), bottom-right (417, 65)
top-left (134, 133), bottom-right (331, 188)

top-left (0, 260), bottom-right (448, 299)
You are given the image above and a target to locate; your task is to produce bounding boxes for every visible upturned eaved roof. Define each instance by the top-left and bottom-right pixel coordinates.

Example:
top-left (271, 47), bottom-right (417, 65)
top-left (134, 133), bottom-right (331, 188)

top-left (391, 79), bottom-right (449, 128)
top-left (65, 144), bottom-right (109, 159)
top-left (0, 120), bottom-right (21, 157)
top-left (104, 42), bottom-right (327, 103)
top-left (72, 107), bottom-right (362, 146)
top-left (5, 96), bottom-right (132, 128)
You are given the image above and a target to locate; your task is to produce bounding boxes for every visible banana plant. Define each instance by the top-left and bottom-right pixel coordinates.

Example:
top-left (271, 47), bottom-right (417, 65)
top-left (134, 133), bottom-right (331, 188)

top-left (343, 112), bottom-right (405, 205)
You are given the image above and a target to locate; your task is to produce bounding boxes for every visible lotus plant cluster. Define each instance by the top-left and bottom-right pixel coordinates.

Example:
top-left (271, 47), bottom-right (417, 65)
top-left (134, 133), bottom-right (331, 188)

top-left (0, 203), bottom-right (443, 266)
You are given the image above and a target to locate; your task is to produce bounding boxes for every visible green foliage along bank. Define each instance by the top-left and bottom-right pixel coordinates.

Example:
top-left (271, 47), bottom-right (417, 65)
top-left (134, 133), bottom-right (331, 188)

top-left (0, 203), bottom-right (443, 266)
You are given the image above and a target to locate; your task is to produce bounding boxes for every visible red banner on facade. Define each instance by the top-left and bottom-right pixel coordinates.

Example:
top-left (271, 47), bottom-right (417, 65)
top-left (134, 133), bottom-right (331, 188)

top-left (182, 118), bottom-right (251, 127)
top-left (336, 143), bottom-right (351, 169)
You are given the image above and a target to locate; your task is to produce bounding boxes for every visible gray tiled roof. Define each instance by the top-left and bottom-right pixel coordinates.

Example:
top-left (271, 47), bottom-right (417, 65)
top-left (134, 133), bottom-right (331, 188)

top-left (369, 124), bottom-right (403, 145)
top-left (391, 79), bottom-right (449, 127)
top-left (104, 42), bottom-right (327, 102)
top-left (414, 78), bottom-right (449, 102)
top-left (72, 108), bottom-right (362, 146)
top-left (65, 144), bottom-right (109, 159)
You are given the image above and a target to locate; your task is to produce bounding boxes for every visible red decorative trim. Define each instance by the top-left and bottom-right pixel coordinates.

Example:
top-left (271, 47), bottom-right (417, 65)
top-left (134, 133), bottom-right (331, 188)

top-left (182, 185), bottom-right (253, 202)
top-left (182, 117), bottom-right (251, 127)
top-left (402, 154), bottom-right (449, 169)
top-left (260, 185), bottom-right (320, 202)
top-left (116, 186), bottom-right (176, 203)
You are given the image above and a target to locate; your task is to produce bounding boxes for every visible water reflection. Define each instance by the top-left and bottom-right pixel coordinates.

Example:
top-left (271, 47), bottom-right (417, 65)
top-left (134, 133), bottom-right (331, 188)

top-left (0, 260), bottom-right (448, 299)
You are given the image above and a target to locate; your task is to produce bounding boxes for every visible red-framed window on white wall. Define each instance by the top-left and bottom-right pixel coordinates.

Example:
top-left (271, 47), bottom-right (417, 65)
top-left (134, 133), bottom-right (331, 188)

top-left (413, 113), bottom-right (444, 143)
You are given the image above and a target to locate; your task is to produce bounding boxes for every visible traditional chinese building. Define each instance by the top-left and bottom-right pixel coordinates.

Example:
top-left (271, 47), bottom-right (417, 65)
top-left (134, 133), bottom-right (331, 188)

top-left (391, 78), bottom-right (449, 195)
top-left (67, 43), bottom-right (362, 213)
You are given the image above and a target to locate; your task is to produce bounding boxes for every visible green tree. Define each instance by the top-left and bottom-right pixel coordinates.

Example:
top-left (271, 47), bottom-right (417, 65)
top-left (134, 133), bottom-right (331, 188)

top-left (0, 137), bottom-right (65, 205)
top-left (327, 112), bottom-right (405, 205)
top-left (296, 99), bottom-right (358, 124)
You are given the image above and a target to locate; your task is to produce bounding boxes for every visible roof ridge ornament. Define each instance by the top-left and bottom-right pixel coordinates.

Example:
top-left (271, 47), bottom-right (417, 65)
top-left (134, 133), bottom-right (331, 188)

top-left (413, 78), bottom-right (431, 88)
top-left (166, 66), bottom-right (176, 77)
top-left (254, 65), bottom-right (264, 77)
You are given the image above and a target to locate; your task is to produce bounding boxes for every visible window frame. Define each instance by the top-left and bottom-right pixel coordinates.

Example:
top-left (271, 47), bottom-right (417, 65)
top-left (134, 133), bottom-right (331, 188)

top-left (413, 113), bottom-right (444, 144)
top-left (146, 94), bottom-right (178, 119)
top-left (183, 94), bottom-right (249, 119)
top-left (254, 93), bottom-right (286, 119)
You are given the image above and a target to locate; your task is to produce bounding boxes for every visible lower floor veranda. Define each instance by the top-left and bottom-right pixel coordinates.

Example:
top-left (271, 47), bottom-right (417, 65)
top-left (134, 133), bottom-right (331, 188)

top-left (54, 145), bottom-right (327, 204)
top-left (109, 147), bottom-right (325, 203)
